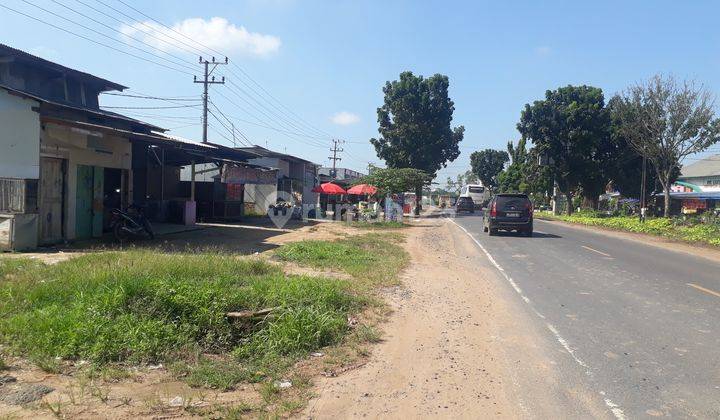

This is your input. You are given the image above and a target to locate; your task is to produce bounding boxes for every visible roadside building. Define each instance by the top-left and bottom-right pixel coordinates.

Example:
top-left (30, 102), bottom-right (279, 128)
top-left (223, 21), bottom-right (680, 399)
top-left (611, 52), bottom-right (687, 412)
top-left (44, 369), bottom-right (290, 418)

top-left (237, 146), bottom-right (320, 214)
top-left (664, 154), bottom-right (720, 214)
top-left (676, 154), bottom-right (720, 192)
top-left (0, 44), bottom-right (262, 250)
top-left (182, 146), bottom-right (319, 216)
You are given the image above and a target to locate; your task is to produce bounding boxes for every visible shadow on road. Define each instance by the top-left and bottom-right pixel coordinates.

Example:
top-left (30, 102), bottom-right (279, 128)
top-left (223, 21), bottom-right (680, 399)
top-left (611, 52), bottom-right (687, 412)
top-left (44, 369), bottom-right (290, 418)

top-left (492, 230), bottom-right (562, 239)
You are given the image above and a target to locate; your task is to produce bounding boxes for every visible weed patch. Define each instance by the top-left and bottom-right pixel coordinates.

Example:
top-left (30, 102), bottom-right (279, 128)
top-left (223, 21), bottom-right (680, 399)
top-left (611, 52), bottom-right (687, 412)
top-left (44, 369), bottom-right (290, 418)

top-left (0, 251), bottom-right (357, 380)
top-left (274, 233), bottom-right (409, 288)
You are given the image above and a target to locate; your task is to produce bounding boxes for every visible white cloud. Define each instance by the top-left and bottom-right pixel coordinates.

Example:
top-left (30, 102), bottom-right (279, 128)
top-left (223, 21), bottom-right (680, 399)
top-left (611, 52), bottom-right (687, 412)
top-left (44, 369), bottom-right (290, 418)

top-left (120, 17), bottom-right (281, 57)
top-left (535, 46), bottom-right (552, 56)
top-left (331, 111), bottom-right (360, 125)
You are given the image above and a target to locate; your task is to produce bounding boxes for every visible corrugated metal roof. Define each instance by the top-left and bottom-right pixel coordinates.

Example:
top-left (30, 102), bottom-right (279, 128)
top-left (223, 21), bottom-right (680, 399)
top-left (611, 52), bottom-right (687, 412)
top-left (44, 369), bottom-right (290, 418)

top-left (680, 154), bottom-right (720, 179)
top-left (0, 43), bottom-right (126, 92)
top-left (236, 145), bottom-right (319, 165)
top-left (0, 83), bottom-right (162, 131)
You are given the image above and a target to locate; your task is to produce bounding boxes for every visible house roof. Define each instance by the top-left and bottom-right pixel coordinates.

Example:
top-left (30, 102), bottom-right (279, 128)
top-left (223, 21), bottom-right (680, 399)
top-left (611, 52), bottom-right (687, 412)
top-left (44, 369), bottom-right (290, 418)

top-left (0, 43), bottom-right (126, 92)
top-left (235, 145), bottom-right (318, 165)
top-left (680, 154), bottom-right (720, 179)
top-left (0, 83), bottom-right (163, 132)
top-left (41, 116), bottom-right (265, 166)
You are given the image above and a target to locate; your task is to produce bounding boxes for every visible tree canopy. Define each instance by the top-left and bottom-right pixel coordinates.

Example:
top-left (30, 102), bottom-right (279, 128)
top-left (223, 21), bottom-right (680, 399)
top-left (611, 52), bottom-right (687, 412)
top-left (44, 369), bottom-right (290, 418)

top-left (469, 149), bottom-right (509, 191)
top-left (370, 71), bottom-right (464, 214)
top-left (613, 75), bottom-right (720, 216)
top-left (357, 166), bottom-right (432, 198)
top-left (517, 85), bottom-right (609, 214)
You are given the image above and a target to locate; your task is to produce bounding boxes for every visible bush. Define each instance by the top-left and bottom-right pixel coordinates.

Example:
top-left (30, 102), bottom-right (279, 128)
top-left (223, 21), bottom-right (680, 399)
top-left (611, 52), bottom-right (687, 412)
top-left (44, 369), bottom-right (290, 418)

top-left (545, 213), bottom-right (720, 247)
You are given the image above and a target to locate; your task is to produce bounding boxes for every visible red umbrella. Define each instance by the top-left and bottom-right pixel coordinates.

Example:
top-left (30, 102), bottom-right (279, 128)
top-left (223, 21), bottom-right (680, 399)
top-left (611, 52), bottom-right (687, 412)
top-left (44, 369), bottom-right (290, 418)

top-left (347, 184), bottom-right (378, 195)
top-left (312, 182), bottom-right (347, 195)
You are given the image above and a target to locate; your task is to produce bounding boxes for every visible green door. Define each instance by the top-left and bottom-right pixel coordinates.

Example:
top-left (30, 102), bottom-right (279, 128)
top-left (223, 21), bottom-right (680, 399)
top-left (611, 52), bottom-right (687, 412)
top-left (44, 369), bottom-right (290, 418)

top-left (75, 165), bottom-right (104, 239)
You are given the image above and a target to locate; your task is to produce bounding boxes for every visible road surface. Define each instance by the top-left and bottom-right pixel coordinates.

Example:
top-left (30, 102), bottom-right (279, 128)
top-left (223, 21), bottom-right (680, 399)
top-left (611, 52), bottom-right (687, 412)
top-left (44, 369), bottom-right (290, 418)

top-left (450, 212), bottom-right (720, 419)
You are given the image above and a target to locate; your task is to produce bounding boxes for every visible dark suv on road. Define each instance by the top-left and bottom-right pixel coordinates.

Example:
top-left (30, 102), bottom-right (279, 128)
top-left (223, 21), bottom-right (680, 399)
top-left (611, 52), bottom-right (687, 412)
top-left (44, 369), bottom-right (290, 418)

top-left (483, 193), bottom-right (533, 236)
top-left (455, 196), bottom-right (475, 213)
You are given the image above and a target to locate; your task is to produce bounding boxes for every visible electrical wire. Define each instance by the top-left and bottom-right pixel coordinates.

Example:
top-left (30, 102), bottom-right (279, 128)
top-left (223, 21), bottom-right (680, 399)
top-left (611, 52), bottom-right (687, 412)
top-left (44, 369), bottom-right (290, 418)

top-left (0, 3), bottom-right (193, 76)
top-left (110, 0), bottom-right (338, 140)
top-left (100, 104), bottom-right (200, 110)
top-left (100, 92), bottom-right (200, 101)
top-left (17, 0), bottom-right (198, 74)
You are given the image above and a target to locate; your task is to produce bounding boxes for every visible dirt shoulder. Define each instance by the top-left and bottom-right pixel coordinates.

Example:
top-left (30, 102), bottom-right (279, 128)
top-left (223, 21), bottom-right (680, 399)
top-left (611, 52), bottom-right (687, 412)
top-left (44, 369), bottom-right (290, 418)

top-left (302, 218), bottom-right (518, 419)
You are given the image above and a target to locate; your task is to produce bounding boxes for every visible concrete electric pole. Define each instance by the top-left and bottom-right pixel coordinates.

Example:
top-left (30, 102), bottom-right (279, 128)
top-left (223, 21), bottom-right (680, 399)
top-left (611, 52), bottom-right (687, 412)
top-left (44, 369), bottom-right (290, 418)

top-left (194, 56), bottom-right (227, 143)
top-left (329, 139), bottom-right (344, 179)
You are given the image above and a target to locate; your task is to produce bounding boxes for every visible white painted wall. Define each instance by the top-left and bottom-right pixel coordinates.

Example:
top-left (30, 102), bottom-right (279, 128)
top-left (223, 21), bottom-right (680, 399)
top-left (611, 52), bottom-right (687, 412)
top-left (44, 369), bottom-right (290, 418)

top-left (0, 90), bottom-right (40, 179)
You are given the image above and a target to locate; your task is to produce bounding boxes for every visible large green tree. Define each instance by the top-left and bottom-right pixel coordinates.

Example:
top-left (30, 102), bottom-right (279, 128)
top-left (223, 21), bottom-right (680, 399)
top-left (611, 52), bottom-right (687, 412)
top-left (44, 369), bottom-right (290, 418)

top-left (606, 95), bottom-right (679, 200)
top-left (497, 137), bottom-right (529, 193)
top-left (469, 149), bottom-right (509, 192)
top-left (613, 75), bottom-right (720, 216)
top-left (517, 85), bottom-right (609, 214)
top-left (371, 71), bottom-right (465, 215)
top-left (356, 167), bottom-right (431, 199)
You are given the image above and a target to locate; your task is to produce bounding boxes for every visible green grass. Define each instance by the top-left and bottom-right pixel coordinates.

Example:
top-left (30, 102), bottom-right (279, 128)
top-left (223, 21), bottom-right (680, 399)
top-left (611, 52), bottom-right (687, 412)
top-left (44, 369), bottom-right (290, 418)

top-left (0, 257), bottom-right (43, 280)
top-left (273, 233), bottom-right (409, 288)
top-left (539, 213), bottom-right (720, 247)
top-left (0, 251), bottom-right (357, 377)
top-left (351, 221), bottom-right (409, 230)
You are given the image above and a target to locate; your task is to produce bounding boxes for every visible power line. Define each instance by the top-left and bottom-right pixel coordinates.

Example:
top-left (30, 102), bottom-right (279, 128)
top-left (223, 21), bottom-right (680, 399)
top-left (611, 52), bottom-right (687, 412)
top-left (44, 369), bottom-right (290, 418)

top-left (101, 92), bottom-right (200, 101)
top-left (225, 79), bottom-right (330, 143)
top-left (109, 0), bottom-right (337, 141)
top-left (220, 84), bottom-right (327, 148)
top-left (0, 3), bottom-right (193, 76)
top-left (47, 0), bottom-right (199, 73)
top-left (101, 104), bottom-right (200, 110)
top-left (207, 101), bottom-right (253, 147)
top-left (72, 0), bottom-right (207, 58)
top-left (17, 0), bottom-right (198, 74)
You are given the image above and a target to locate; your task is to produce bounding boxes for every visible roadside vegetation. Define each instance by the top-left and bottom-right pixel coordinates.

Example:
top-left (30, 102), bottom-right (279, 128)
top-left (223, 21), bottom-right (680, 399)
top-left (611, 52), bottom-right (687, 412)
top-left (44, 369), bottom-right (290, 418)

top-left (0, 232), bottom-right (409, 416)
top-left (274, 232), bottom-right (409, 289)
top-left (539, 211), bottom-right (720, 247)
top-left (350, 220), bottom-right (409, 230)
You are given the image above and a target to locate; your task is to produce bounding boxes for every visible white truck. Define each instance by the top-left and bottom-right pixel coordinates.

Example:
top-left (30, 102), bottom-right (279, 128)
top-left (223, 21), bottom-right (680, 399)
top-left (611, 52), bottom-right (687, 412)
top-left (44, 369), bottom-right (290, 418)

top-left (459, 184), bottom-right (491, 208)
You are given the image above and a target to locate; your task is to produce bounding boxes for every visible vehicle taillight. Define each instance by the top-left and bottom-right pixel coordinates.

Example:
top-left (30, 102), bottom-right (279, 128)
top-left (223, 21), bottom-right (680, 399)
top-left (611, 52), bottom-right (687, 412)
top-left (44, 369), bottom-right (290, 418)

top-left (490, 201), bottom-right (497, 217)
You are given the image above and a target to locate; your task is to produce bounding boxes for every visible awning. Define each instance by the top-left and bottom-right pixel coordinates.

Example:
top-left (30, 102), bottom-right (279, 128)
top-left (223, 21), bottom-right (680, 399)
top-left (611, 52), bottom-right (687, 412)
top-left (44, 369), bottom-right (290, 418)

top-left (41, 116), bottom-right (264, 166)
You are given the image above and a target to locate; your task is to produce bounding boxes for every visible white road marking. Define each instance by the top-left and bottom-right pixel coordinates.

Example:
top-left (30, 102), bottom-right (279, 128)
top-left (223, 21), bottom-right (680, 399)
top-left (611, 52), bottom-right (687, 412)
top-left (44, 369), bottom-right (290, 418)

top-left (447, 217), bottom-right (626, 420)
top-left (581, 245), bottom-right (612, 257)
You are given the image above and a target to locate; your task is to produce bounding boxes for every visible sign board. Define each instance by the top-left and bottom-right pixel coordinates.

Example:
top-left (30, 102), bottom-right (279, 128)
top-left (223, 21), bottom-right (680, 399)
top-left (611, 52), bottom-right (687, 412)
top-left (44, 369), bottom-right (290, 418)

top-left (222, 165), bottom-right (277, 185)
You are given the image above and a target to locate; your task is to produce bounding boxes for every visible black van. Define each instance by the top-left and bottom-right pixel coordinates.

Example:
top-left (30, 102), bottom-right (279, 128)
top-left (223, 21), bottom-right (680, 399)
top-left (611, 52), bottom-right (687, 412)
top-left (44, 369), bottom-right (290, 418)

top-left (483, 193), bottom-right (533, 236)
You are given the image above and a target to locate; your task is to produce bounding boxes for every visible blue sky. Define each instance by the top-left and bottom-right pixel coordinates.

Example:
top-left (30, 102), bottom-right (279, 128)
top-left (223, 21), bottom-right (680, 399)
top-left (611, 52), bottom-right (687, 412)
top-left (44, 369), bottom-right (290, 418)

top-left (2, 0), bottom-right (720, 183)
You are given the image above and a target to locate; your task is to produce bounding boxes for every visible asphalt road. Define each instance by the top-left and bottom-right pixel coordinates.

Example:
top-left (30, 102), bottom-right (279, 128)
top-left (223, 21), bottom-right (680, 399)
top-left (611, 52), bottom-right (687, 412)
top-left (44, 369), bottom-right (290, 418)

top-left (450, 212), bottom-right (720, 419)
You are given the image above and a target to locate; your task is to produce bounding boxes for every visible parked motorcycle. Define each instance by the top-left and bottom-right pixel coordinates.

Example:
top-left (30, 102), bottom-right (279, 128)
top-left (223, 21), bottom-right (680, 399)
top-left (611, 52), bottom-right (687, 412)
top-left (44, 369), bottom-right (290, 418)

top-left (111, 204), bottom-right (154, 242)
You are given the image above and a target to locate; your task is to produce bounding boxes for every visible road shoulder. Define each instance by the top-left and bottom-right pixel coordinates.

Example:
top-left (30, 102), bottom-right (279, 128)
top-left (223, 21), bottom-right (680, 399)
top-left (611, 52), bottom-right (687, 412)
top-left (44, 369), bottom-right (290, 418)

top-left (303, 218), bottom-right (518, 418)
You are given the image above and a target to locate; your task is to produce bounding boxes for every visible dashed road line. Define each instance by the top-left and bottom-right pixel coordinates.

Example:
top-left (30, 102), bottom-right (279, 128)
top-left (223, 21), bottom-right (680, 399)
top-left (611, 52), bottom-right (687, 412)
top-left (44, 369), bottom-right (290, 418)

top-left (446, 217), bottom-right (626, 420)
top-left (581, 245), bottom-right (612, 257)
top-left (687, 282), bottom-right (720, 299)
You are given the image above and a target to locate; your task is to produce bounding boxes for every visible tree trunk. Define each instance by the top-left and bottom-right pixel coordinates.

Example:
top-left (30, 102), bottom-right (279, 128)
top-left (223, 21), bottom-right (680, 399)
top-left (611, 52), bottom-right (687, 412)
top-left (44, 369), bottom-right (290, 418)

top-left (414, 184), bottom-right (422, 216)
top-left (663, 187), bottom-right (671, 218)
top-left (565, 192), bottom-right (574, 215)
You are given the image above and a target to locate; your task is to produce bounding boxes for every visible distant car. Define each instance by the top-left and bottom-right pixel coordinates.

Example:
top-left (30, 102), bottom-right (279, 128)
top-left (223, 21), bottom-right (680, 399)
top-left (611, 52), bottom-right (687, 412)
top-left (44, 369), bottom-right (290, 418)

top-left (483, 193), bottom-right (533, 236)
top-left (455, 196), bottom-right (475, 213)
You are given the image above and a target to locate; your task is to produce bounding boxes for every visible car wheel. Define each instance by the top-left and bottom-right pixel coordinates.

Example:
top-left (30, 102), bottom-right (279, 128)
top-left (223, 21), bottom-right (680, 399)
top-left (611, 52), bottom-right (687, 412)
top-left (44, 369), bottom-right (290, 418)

top-left (488, 228), bottom-right (497, 236)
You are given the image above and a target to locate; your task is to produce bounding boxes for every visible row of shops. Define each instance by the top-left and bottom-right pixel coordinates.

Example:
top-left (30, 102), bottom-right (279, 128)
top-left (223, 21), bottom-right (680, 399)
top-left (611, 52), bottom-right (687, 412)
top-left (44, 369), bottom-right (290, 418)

top-left (0, 43), bottom-right (309, 250)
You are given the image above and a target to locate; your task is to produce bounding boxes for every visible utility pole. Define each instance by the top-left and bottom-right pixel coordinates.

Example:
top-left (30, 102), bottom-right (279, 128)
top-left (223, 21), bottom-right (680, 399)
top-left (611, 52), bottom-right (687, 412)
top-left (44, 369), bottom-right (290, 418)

top-left (194, 56), bottom-right (227, 143)
top-left (639, 155), bottom-right (647, 222)
top-left (329, 139), bottom-right (344, 179)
